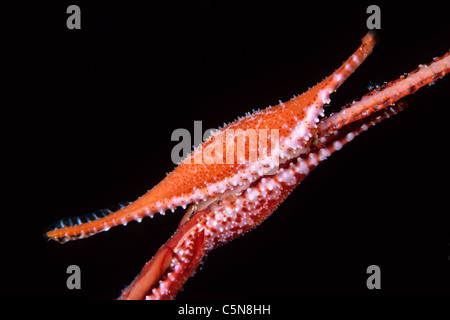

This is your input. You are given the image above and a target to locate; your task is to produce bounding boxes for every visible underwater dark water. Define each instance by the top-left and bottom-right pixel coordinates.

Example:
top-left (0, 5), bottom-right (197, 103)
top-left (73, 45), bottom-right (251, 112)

top-left (5, 1), bottom-right (449, 301)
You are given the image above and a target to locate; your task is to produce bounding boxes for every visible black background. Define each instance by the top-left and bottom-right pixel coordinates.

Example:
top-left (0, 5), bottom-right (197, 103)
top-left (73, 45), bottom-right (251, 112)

top-left (4, 1), bottom-right (449, 300)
